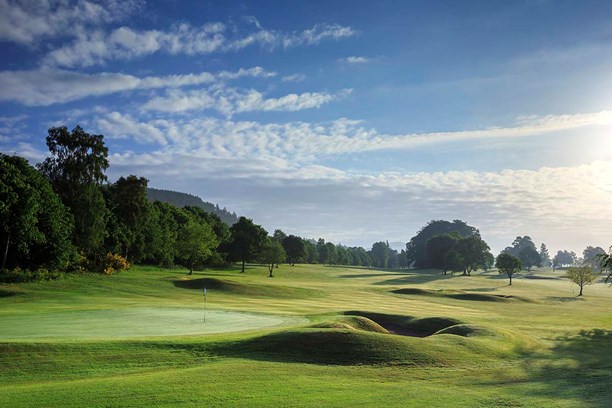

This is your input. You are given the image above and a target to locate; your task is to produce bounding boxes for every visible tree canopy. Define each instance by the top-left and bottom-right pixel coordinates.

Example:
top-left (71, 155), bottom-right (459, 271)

top-left (503, 236), bottom-right (541, 271)
top-left (38, 125), bottom-right (109, 256)
top-left (565, 266), bottom-right (597, 296)
top-left (406, 219), bottom-right (480, 268)
top-left (0, 154), bottom-right (75, 271)
top-left (496, 253), bottom-right (521, 285)
top-left (227, 217), bottom-right (268, 272)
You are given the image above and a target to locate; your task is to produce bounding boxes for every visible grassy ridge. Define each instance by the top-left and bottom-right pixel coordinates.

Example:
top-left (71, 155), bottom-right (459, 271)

top-left (1, 263), bottom-right (611, 406)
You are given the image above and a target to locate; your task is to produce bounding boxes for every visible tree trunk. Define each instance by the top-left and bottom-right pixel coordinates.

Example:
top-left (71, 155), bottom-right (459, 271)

top-left (2, 234), bottom-right (9, 271)
top-left (188, 260), bottom-right (193, 275)
top-left (241, 259), bottom-right (245, 273)
top-left (268, 264), bottom-right (273, 277)
top-left (509, 275), bottom-right (512, 285)
top-left (579, 285), bottom-right (583, 296)
top-left (463, 268), bottom-right (467, 276)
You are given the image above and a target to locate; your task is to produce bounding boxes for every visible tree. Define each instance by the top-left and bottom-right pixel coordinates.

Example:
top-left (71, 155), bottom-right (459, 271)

top-left (325, 242), bottom-right (337, 265)
top-left (0, 154), bottom-right (75, 272)
top-left (260, 239), bottom-right (286, 277)
top-left (406, 219), bottom-right (480, 268)
top-left (175, 221), bottom-right (217, 275)
top-left (227, 217), bottom-right (268, 272)
top-left (317, 238), bottom-right (328, 264)
top-left (565, 266), bottom-right (597, 296)
top-left (273, 229), bottom-right (287, 243)
top-left (281, 235), bottom-right (304, 266)
top-left (596, 247), bottom-right (611, 284)
top-left (456, 236), bottom-right (491, 276)
top-left (304, 239), bottom-right (319, 263)
top-left (37, 125), bottom-right (109, 256)
top-left (106, 175), bottom-right (151, 261)
top-left (552, 250), bottom-right (577, 270)
top-left (503, 236), bottom-right (541, 271)
top-left (583, 246), bottom-right (606, 271)
top-left (518, 247), bottom-right (541, 272)
top-left (539, 243), bottom-right (551, 268)
top-left (371, 241), bottom-right (390, 268)
top-left (425, 234), bottom-right (459, 275)
top-left (496, 253), bottom-right (522, 285)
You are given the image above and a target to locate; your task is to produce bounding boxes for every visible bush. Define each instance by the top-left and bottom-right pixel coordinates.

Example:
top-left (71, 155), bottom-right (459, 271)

top-left (100, 253), bottom-right (130, 275)
top-left (0, 267), bottom-right (64, 283)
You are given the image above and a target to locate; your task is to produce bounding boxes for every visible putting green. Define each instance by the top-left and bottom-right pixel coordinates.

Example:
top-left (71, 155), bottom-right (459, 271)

top-left (0, 307), bottom-right (307, 340)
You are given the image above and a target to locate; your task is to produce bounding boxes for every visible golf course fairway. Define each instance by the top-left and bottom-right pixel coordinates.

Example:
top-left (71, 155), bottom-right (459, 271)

top-left (1, 264), bottom-right (611, 407)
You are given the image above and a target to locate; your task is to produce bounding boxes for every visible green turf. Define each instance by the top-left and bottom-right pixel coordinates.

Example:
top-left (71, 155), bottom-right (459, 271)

top-left (1, 264), bottom-right (611, 407)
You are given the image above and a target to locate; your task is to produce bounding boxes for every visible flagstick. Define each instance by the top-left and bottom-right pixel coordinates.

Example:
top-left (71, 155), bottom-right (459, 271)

top-left (203, 287), bottom-right (207, 323)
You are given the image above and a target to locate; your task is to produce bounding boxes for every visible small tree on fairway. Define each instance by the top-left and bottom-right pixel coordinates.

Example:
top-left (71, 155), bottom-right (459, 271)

top-left (565, 266), bottom-right (597, 296)
top-left (496, 253), bottom-right (522, 285)
top-left (260, 239), bottom-right (286, 277)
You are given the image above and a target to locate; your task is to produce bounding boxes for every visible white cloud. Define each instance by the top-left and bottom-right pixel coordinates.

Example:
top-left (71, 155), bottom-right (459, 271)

top-left (43, 21), bottom-right (356, 68)
top-left (92, 110), bottom-right (612, 162)
top-left (281, 74), bottom-right (306, 82)
top-left (0, 67), bottom-right (276, 106)
top-left (342, 56), bottom-right (370, 64)
top-left (0, 0), bottom-right (142, 44)
top-left (104, 143), bottom-right (612, 254)
top-left (141, 88), bottom-right (351, 115)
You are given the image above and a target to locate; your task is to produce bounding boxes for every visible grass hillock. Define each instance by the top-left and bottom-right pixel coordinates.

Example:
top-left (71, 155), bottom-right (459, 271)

top-left (434, 324), bottom-right (496, 337)
top-left (392, 287), bottom-right (533, 302)
top-left (213, 328), bottom-right (450, 366)
top-left (343, 311), bottom-right (462, 337)
top-left (173, 277), bottom-right (321, 299)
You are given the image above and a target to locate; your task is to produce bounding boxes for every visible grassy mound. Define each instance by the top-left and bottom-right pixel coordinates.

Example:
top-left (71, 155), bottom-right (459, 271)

top-left (392, 288), bottom-right (532, 303)
top-left (434, 324), bottom-right (496, 337)
top-left (173, 277), bottom-right (320, 298)
top-left (309, 322), bottom-right (356, 330)
top-left (215, 328), bottom-right (450, 365)
top-left (343, 311), bottom-right (461, 337)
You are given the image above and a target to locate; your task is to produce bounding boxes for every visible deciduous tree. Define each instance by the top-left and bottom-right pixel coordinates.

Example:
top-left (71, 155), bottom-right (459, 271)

top-left (37, 125), bottom-right (109, 256)
top-left (227, 217), bottom-right (268, 272)
top-left (565, 266), bottom-right (597, 296)
top-left (496, 253), bottom-right (522, 285)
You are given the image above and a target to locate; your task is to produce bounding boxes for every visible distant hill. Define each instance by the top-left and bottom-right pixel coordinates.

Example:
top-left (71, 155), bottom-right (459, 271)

top-left (147, 188), bottom-right (239, 225)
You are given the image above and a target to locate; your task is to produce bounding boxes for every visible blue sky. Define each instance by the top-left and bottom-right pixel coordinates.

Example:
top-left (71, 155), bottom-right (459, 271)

top-left (1, 0), bottom-right (611, 254)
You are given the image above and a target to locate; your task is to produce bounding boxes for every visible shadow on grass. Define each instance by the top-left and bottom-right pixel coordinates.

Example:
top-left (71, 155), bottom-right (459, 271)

top-left (477, 329), bottom-right (612, 407)
top-left (374, 271), bottom-right (457, 285)
top-left (339, 272), bottom-right (410, 279)
top-left (0, 289), bottom-right (21, 297)
top-left (529, 329), bottom-right (612, 406)
top-left (392, 288), bottom-right (533, 303)
top-left (544, 296), bottom-right (584, 303)
top-left (172, 277), bottom-right (323, 298)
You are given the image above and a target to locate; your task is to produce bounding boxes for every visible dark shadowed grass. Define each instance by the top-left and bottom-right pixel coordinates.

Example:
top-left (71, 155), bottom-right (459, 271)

top-left (392, 287), bottom-right (534, 303)
top-left (172, 277), bottom-right (322, 298)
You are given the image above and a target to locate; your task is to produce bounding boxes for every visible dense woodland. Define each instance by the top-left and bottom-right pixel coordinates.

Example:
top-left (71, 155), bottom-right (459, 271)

top-left (1, 126), bottom-right (610, 286)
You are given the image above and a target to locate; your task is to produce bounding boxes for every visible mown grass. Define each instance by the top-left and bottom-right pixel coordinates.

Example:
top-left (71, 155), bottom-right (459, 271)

top-left (1, 263), bottom-right (611, 406)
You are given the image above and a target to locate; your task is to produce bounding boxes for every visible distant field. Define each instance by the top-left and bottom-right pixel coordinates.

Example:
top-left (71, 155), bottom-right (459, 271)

top-left (1, 264), bottom-right (611, 407)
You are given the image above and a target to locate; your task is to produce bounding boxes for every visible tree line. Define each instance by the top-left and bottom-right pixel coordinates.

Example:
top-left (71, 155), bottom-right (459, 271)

top-left (1, 126), bottom-right (610, 285)
top-left (0, 126), bottom-right (405, 280)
